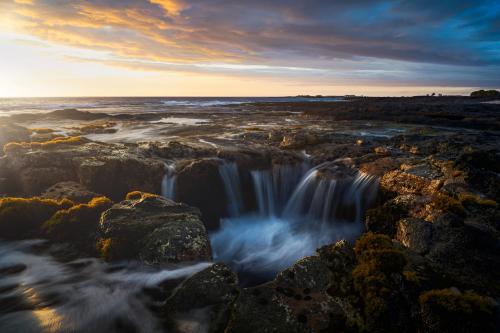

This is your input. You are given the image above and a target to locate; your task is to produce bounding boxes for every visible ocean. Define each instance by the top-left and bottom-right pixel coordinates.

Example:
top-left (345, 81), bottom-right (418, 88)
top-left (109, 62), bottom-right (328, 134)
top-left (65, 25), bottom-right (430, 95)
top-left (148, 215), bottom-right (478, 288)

top-left (0, 96), bottom-right (342, 117)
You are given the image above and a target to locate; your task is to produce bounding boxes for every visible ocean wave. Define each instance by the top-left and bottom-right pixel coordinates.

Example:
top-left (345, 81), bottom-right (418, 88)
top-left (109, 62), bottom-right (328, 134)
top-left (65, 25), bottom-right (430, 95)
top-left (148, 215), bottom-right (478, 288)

top-left (161, 100), bottom-right (249, 107)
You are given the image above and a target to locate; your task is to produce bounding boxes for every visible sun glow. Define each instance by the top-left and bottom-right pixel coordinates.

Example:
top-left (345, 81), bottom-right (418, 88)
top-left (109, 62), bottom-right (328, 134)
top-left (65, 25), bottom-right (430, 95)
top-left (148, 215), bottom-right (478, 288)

top-left (0, 0), bottom-right (496, 97)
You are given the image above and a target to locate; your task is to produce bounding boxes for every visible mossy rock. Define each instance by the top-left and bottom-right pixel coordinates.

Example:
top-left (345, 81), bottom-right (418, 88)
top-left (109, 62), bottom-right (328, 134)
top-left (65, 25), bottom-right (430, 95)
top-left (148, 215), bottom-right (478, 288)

top-left (42, 196), bottom-right (113, 247)
top-left (0, 197), bottom-right (74, 240)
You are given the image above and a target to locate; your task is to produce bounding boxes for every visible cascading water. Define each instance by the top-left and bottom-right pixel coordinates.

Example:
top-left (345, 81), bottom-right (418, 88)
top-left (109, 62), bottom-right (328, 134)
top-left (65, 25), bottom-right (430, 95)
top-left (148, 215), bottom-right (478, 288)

top-left (218, 162), bottom-right (244, 217)
top-left (211, 160), bottom-right (379, 284)
top-left (161, 163), bottom-right (176, 200)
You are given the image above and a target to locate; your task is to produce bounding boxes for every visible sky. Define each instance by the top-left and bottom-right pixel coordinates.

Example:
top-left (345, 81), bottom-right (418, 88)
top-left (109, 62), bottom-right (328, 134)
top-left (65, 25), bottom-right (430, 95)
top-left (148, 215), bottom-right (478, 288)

top-left (0, 0), bottom-right (499, 97)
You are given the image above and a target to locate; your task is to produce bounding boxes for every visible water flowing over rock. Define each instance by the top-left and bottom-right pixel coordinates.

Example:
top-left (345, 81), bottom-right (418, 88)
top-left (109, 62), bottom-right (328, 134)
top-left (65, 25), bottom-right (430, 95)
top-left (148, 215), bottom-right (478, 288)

top-left (161, 163), bottom-right (176, 200)
top-left (211, 160), bottom-right (379, 283)
top-left (218, 162), bottom-right (244, 217)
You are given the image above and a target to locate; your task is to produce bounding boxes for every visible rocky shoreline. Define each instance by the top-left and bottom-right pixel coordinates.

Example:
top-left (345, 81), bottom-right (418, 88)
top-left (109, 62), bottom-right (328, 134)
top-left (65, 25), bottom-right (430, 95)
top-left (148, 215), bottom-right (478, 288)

top-left (0, 97), bottom-right (499, 332)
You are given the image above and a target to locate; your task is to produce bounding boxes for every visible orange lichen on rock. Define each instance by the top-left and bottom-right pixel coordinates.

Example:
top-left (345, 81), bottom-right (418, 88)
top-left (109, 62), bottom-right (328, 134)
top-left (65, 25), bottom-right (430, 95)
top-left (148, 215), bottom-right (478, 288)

top-left (0, 197), bottom-right (74, 239)
top-left (42, 196), bottom-right (113, 242)
top-left (3, 136), bottom-right (84, 154)
top-left (352, 232), bottom-right (408, 332)
top-left (125, 191), bottom-right (160, 201)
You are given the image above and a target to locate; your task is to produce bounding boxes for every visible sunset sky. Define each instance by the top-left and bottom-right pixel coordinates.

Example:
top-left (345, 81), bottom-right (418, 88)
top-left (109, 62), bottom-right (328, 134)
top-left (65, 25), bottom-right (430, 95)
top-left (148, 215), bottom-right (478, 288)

top-left (0, 0), bottom-right (499, 97)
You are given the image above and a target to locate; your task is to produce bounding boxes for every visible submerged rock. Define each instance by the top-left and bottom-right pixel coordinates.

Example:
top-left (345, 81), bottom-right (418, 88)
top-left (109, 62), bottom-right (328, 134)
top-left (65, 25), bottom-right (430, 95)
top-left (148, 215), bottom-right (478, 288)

top-left (98, 192), bottom-right (211, 264)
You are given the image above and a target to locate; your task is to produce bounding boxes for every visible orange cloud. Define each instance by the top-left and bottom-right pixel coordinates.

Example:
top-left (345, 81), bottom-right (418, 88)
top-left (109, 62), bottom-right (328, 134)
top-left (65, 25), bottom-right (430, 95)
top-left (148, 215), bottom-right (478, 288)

top-left (149, 0), bottom-right (187, 15)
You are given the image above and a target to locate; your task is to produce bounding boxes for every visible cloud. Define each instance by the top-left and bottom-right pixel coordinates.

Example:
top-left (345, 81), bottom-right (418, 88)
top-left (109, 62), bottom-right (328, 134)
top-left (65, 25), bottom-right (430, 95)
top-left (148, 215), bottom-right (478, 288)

top-left (2, 0), bottom-right (500, 87)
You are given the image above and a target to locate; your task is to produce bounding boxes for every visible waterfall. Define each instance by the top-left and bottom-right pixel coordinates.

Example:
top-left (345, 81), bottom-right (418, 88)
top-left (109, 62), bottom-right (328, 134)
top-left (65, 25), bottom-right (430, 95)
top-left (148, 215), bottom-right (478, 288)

top-left (250, 162), bottom-right (310, 216)
top-left (212, 160), bottom-right (379, 283)
top-left (218, 162), bottom-right (244, 217)
top-left (251, 170), bottom-right (276, 216)
top-left (283, 162), bottom-right (379, 223)
top-left (161, 163), bottom-right (176, 199)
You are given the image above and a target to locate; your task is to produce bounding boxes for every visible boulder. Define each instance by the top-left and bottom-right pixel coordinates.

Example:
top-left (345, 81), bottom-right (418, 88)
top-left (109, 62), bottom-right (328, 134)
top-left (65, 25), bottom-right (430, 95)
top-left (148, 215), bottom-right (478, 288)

top-left (98, 192), bottom-right (211, 264)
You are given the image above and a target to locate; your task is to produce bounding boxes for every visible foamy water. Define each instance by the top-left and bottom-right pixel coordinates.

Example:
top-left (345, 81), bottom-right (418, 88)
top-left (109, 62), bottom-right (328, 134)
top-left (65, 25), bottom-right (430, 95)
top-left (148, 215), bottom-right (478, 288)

top-left (151, 117), bottom-right (210, 125)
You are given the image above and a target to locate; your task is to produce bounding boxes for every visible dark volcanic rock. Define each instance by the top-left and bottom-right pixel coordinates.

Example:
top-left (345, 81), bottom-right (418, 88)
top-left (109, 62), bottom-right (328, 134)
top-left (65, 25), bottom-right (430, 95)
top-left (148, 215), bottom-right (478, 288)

top-left (76, 154), bottom-right (163, 201)
top-left (138, 140), bottom-right (218, 159)
top-left (98, 192), bottom-right (211, 264)
top-left (396, 218), bottom-right (435, 254)
top-left (0, 139), bottom-right (164, 199)
top-left (41, 181), bottom-right (101, 203)
top-left (226, 240), bottom-right (363, 333)
top-left (165, 263), bottom-right (239, 332)
top-left (174, 158), bottom-right (227, 230)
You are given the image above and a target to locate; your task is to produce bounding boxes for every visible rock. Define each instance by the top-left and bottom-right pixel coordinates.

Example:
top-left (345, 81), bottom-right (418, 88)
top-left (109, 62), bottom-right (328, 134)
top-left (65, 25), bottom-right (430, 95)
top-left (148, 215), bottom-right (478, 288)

top-left (359, 157), bottom-right (402, 177)
top-left (19, 166), bottom-right (76, 196)
top-left (454, 149), bottom-right (500, 201)
top-left (424, 218), bottom-right (500, 295)
top-left (380, 169), bottom-right (440, 196)
top-left (41, 181), bottom-right (100, 203)
top-left (374, 146), bottom-right (391, 156)
top-left (98, 192), bottom-right (211, 264)
top-left (138, 140), bottom-right (217, 159)
top-left (165, 263), bottom-right (239, 332)
top-left (310, 142), bottom-right (371, 163)
top-left (46, 108), bottom-right (108, 121)
top-left (396, 218), bottom-right (435, 254)
top-left (166, 263), bottom-right (238, 311)
top-left (419, 289), bottom-right (498, 333)
top-left (403, 163), bottom-right (443, 180)
top-left (76, 155), bottom-right (164, 200)
top-left (218, 148), bottom-right (271, 171)
top-left (174, 158), bottom-right (227, 230)
top-left (226, 240), bottom-right (363, 333)
top-left (316, 240), bottom-right (356, 297)
top-left (1, 139), bottom-right (164, 199)
top-left (0, 124), bottom-right (30, 156)
top-left (280, 131), bottom-right (323, 149)
top-left (365, 194), bottom-right (422, 236)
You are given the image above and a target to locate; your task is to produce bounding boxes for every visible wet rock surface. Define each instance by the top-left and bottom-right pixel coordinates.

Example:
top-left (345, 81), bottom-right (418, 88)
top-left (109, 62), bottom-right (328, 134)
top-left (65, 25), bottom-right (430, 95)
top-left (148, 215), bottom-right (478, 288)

top-left (98, 192), bottom-right (212, 264)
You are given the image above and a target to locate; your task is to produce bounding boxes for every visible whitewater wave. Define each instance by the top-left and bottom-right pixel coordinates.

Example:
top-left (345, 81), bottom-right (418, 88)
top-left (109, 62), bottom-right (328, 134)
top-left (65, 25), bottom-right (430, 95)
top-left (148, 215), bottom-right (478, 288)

top-left (161, 100), bottom-right (250, 107)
